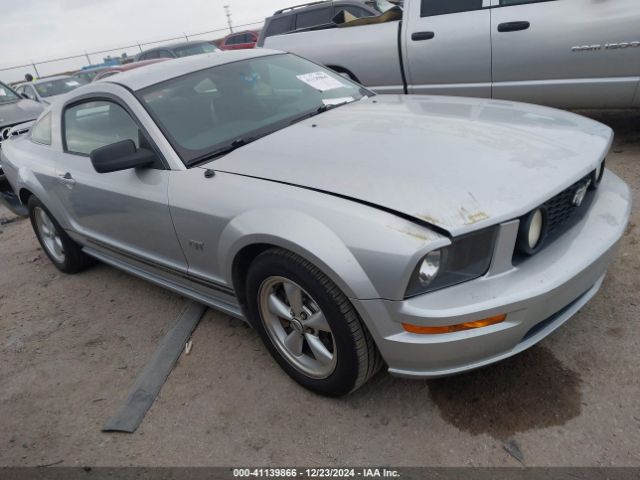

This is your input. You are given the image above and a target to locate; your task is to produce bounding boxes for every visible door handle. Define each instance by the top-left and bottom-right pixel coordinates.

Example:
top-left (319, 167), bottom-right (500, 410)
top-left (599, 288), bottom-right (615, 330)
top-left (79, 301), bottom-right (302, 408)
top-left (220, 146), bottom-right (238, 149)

top-left (411, 31), bottom-right (435, 41)
top-left (497, 21), bottom-right (530, 32)
top-left (58, 172), bottom-right (76, 187)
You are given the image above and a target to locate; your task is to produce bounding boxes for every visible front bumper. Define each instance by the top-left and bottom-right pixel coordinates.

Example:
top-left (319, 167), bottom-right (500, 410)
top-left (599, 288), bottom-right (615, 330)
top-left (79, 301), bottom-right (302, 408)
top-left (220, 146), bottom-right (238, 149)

top-left (353, 171), bottom-right (631, 378)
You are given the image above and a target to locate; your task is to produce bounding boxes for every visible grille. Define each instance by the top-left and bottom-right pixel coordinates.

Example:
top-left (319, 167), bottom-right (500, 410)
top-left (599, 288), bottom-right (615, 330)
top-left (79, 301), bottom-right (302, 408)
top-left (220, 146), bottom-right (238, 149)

top-left (543, 173), bottom-right (592, 233)
top-left (0, 124), bottom-right (19, 144)
top-left (0, 123), bottom-right (30, 145)
top-left (513, 172), bottom-right (596, 263)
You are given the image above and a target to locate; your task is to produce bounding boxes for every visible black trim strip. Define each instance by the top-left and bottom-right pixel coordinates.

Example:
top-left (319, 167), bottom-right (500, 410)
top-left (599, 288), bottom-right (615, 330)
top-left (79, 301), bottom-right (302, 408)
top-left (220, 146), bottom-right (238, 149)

top-left (397, 21), bottom-right (409, 95)
top-left (212, 169), bottom-right (453, 238)
top-left (84, 238), bottom-right (236, 296)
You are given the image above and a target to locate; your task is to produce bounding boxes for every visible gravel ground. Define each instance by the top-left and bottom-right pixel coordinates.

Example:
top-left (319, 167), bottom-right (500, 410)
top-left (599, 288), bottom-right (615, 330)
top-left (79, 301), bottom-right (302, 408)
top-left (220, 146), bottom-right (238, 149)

top-left (0, 110), bottom-right (639, 467)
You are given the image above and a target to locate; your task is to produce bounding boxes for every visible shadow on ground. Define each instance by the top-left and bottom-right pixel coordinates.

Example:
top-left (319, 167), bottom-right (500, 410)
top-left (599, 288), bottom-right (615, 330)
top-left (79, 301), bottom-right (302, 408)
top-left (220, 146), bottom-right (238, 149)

top-left (348, 345), bottom-right (582, 440)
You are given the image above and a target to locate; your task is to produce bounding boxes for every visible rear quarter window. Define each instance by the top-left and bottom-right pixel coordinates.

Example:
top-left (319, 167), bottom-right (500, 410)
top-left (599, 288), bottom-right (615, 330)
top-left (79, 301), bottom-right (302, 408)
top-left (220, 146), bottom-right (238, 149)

top-left (295, 7), bottom-right (334, 29)
top-left (31, 112), bottom-right (52, 145)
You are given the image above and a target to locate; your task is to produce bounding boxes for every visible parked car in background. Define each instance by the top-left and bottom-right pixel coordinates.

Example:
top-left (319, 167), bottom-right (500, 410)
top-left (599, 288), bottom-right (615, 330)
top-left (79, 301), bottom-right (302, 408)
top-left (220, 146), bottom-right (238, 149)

top-left (14, 75), bottom-right (86, 106)
top-left (0, 81), bottom-right (43, 149)
top-left (0, 81), bottom-right (43, 212)
top-left (220, 31), bottom-right (259, 50)
top-left (265, 0), bottom-right (640, 109)
top-left (257, 0), bottom-right (380, 46)
top-left (92, 59), bottom-right (169, 82)
top-left (72, 66), bottom-right (111, 84)
top-left (135, 40), bottom-right (219, 61)
top-left (0, 49), bottom-right (630, 395)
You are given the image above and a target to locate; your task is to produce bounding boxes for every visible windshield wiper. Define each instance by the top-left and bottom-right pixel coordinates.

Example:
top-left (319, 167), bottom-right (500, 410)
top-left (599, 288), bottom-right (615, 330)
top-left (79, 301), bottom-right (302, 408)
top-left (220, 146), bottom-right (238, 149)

top-left (288, 100), bottom-right (354, 126)
top-left (187, 138), bottom-right (252, 166)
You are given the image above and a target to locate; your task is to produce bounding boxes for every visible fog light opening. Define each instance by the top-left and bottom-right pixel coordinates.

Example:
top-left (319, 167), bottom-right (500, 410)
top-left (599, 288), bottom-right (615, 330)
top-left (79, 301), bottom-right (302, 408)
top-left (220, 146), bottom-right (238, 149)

top-left (516, 208), bottom-right (548, 256)
top-left (591, 160), bottom-right (606, 189)
top-left (402, 314), bottom-right (507, 335)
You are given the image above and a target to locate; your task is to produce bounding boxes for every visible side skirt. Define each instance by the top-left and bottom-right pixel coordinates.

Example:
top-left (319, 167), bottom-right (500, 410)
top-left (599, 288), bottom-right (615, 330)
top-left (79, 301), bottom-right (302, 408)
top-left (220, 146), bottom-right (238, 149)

top-left (82, 245), bottom-right (246, 321)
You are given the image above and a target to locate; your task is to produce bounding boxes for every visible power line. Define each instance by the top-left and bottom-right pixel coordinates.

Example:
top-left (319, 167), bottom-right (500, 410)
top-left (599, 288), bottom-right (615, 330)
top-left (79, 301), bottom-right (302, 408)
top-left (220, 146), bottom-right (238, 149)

top-left (0, 20), bottom-right (263, 73)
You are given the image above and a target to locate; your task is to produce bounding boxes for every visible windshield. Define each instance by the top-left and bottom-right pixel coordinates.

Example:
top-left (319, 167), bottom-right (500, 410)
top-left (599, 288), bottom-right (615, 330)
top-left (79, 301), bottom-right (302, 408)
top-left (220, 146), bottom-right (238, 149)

top-left (34, 78), bottom-right (85, 98)
top-left (173, 42), bottom-right (219, 58)
top-left (138, 53), bottom-right (370, 165)
top-left (0, 82), bottom-right (20, 103)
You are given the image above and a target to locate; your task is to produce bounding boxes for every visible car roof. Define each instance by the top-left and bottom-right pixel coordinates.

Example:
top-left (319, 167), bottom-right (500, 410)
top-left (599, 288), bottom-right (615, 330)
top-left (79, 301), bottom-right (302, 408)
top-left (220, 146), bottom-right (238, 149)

top-left (103, 58), bottom-right (169, 73)
top-left (272, 0), bottom-right (376, 15)
top-left (108, 49), bottom-right (279, 91)
top-left (142, 40), bottom-right (212, 52)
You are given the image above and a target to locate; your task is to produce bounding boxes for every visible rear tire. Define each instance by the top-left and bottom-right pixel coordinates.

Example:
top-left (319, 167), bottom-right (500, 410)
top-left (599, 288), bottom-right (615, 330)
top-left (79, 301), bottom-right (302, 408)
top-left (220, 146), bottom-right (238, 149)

top-left (28, 196), bottom-right (92, 274)
top-left (245, 248), bottom-right (381, 396)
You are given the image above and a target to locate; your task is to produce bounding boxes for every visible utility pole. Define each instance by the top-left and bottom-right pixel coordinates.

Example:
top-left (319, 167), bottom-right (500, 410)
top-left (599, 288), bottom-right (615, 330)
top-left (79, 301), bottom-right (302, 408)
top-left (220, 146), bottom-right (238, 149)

top-left (224, 5), bottom-right (234, 33)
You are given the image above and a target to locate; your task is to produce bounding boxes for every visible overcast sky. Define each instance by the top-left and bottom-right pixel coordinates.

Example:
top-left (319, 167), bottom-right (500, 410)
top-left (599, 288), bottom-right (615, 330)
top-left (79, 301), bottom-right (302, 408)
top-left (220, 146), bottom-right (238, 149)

top-left (0, 0), bottom-right (296, 83)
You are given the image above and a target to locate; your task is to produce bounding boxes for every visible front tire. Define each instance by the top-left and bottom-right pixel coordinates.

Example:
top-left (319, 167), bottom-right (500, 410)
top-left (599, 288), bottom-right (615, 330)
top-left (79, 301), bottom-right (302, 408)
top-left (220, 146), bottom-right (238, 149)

top-left (28, 196), bottom-right (92, 274)
top-left (245, 248), bottom-right (381, 396)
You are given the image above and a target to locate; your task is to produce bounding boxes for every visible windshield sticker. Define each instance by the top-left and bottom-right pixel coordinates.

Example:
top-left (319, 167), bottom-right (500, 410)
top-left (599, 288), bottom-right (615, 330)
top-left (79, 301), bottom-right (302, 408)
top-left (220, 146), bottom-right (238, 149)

top-left (322, 97), bottom-right (354, 106)
top-left (65, 81), bottom-right (81, 87)
top-left (296, 71), bottom-right (346, 92)
top-left (0, 88), bottom-right (7, 96)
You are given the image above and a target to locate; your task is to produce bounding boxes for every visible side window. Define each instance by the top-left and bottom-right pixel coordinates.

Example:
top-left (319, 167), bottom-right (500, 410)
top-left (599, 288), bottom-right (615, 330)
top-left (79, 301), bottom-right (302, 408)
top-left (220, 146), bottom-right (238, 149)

top-left (64, 101), bottom-right (140, 156)
top-left (341, 6), bottom-right (375, 19)
top-left (142, 51), bottom-right (159, 60)
top-left (295, 7), bottom-right (334, 29)
top-left (265, 15), bottom-right (293, 38)
top-left (158, 50), bottom-right (174, 58)
top-left (420, 0), bottom-right (484, 17)
top-left (31, 112), bottom-right (52, 145)
top-left (22, 86), bottom-right (37, 101)
top-left (227, 35), bottom-right (241, 45)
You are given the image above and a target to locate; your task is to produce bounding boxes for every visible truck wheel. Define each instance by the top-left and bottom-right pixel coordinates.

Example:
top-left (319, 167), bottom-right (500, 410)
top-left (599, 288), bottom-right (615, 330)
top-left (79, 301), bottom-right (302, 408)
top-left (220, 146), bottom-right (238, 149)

top-left (28, 196), bottom-right (92, 274)
top-left (245, 248), bottom-right (381, 396)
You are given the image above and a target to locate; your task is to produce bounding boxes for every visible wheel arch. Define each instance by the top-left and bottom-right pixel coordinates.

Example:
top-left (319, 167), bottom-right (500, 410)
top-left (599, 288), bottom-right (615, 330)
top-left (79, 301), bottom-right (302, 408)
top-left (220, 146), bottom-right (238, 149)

top-left (19, 187), bottom-right (34, 205)
top-left (222, 209), bottom-right (380, 310)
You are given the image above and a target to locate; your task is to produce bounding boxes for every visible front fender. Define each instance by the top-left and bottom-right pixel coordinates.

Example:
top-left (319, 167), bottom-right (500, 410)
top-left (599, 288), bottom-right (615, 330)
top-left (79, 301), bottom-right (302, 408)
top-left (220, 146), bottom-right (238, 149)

top-left (219, 208), bottom-right (380, 300)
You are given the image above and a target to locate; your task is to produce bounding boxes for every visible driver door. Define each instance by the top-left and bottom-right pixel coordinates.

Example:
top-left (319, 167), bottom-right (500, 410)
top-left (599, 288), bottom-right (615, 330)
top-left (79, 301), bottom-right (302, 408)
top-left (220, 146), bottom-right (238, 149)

top-left (55, 99), bottom-right (188, 274)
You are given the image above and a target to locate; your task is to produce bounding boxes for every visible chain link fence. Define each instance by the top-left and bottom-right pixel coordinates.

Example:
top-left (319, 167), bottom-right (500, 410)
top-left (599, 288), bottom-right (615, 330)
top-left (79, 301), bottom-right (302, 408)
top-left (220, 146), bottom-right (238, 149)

top-left (0, 21), bottom-right (263, 84)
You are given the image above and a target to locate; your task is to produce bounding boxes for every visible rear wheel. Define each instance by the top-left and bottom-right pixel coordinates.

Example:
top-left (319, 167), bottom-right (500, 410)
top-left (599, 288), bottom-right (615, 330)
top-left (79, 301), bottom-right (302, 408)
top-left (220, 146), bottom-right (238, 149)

top-left (246, 248), bottom-right (381, 396)
top-left (28, 196), bottom-right (92, 274)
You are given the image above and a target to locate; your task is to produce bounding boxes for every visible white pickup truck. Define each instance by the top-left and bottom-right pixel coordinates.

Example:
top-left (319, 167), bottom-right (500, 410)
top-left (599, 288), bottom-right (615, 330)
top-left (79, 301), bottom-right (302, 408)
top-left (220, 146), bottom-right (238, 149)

top-left (264, 0), bottom-right (640, 109)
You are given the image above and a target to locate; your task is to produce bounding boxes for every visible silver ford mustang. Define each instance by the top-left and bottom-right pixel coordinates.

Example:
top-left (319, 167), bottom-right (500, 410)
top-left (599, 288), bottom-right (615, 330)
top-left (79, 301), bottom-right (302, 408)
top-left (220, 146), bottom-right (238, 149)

top-left (0, 49), bottom-right (631, 396)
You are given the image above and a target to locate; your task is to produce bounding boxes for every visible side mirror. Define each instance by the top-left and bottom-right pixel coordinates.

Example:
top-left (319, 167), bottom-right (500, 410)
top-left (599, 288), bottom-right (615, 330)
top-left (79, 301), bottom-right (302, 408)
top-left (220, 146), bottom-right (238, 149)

top-left (90, 140), bottom-right (156, 173)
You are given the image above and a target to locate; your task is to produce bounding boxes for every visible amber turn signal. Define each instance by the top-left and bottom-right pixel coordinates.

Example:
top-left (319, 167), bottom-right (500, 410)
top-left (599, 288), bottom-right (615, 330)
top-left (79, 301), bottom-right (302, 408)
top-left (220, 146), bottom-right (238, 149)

top-left (402, 314), bottom-right (507, 335)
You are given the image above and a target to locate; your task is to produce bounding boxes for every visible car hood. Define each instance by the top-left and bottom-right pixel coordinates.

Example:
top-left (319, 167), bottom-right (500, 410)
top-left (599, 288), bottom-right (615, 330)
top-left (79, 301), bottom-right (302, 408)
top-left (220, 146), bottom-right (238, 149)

top-left (204, 95), bottom-right (613, 236)
top-left (0, 99), bottom-right (43, 127)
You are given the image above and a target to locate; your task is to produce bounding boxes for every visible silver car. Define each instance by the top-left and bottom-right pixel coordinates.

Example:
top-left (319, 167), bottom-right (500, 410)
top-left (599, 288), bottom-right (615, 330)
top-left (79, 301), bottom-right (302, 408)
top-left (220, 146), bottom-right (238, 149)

top-left (14, 75), bottom-right (86, 106)
top-left (0, 50), bottom-right (631, 395)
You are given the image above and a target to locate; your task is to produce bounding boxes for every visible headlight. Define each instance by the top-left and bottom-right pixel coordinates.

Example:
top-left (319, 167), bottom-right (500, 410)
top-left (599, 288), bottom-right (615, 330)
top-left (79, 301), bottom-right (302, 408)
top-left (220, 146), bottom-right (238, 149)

top-left (516, 208), bottom-right (547, 256)
top-left (405, 227), bottom-right (497, 297)
top-left (590, 159), bottom-right (605, 189)
top-left (416, 250), bottom-right (442, 288)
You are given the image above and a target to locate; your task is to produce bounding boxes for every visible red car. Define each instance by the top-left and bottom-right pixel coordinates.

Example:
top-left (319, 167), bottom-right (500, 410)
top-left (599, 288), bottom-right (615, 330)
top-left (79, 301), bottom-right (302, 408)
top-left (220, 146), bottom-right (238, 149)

top-left (219, 31), bottom-right (259, 50)
top-left (92, 58), bottom-right (169, 82)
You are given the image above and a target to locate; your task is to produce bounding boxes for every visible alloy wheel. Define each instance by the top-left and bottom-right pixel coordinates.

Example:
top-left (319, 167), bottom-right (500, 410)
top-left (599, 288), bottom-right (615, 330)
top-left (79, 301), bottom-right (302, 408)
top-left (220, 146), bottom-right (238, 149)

top-left (34, 207), bottom-right (65, 264)
top-left (258, 276), bottom-right (337, 379)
